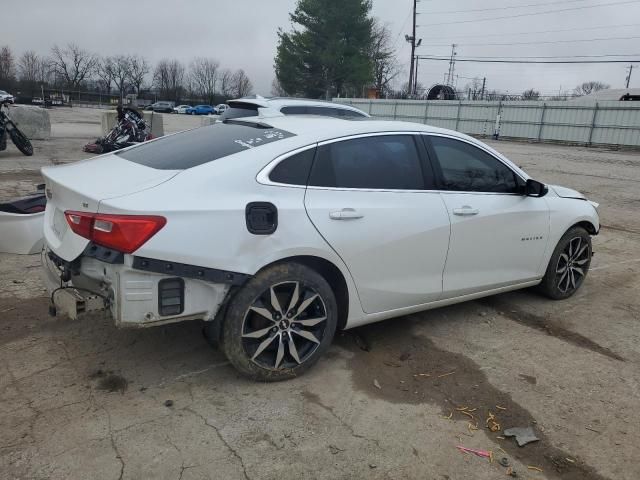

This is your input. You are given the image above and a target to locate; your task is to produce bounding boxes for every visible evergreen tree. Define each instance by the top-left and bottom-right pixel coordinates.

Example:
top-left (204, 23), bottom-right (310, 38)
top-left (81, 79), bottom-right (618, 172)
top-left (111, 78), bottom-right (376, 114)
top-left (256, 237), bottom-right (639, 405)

top-left (275, 0), bottom-right (374, 99)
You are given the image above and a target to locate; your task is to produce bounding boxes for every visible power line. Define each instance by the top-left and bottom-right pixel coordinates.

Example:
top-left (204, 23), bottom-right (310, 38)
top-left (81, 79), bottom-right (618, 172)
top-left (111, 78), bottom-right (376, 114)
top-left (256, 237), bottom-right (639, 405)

top-left (416, 56), bottom-right (640, 64)
top-left (420, 35), bottom-right (640, 48)
top-left (427, 53), bottom-right (640, 59)
top-left (419, 0), bottom-right (640, 27)
top-left (416, 22), bottom-right (640, 41)
top-left (426, 0), bottom-right (588, 15)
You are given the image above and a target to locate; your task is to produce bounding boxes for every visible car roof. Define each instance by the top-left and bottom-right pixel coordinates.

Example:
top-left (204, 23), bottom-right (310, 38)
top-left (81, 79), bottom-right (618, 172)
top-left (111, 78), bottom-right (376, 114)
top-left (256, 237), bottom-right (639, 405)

top-left (224, 115), bottom-right (527, 176)
top-left (227, 96), bottom-right (368, 116)
top-left (230, 115), bottom-right (461, 142)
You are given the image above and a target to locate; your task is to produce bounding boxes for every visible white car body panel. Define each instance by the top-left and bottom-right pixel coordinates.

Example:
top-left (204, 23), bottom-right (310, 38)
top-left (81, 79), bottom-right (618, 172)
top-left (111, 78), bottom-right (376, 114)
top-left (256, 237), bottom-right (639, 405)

top-left (439, 192), bottom-right (550, 297)
top-left (38, 116), bottom-right (600, 329)
top-left (305, 187), bottom-right (450, 313)
top-left (0, 211), bottom-right (44, 254)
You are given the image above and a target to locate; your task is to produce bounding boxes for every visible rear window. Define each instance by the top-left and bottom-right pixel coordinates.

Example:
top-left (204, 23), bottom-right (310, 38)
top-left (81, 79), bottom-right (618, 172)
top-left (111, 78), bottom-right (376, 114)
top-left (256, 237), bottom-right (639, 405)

top-left (117, 123), bottom-right (295, 170)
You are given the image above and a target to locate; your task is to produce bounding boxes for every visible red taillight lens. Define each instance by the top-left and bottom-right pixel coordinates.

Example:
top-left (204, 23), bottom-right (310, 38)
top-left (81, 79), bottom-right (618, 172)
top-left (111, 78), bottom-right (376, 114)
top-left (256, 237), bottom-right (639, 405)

top-left (64, 211), bottom-right (166, 254)
top-left (65, 211), bottom-right (93, 239)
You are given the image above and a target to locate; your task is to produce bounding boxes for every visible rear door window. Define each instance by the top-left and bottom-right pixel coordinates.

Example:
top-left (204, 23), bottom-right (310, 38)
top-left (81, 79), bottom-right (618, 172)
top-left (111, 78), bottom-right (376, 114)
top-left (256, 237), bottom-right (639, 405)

top-left (117, 123), bottom-right (295, 170)
top-left (309, 135), bottom-right (427, 190)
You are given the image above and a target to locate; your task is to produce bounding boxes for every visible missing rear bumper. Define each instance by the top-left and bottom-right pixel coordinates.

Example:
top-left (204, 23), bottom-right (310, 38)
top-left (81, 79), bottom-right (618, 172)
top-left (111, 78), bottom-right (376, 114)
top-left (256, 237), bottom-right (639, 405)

top-left (50, 288), bottom-right (107, 320)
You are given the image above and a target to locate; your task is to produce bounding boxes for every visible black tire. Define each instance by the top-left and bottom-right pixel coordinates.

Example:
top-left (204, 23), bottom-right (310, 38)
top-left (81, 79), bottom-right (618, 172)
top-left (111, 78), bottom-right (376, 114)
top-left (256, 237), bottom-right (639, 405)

top-left (537, 226), bottom-right (592, 300)
top-left (8, 124), bottom-right (33, 156)
top-left (220, 262), bottom-right (338, 381)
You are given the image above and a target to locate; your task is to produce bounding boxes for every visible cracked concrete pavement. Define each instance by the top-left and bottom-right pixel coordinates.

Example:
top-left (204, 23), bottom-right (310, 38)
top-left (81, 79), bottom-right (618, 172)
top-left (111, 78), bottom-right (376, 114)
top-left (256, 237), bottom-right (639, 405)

top-left (1, 108), bottom-right (639, 479)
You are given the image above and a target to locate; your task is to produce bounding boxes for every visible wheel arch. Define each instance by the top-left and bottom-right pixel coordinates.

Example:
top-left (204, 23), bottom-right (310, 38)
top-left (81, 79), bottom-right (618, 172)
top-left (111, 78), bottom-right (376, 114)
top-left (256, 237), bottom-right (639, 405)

top-left (571, 220), bottom-right (598, 235)
top-left (255, 255), bottom-right (352, 330)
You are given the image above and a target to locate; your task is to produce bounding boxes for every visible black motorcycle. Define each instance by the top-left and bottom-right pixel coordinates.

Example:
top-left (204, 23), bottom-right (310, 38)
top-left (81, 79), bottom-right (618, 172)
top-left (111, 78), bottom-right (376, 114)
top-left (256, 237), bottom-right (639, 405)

top-left (84, 106), bottom-right (151, 154)
top-left (0, 100), bottom-right (34, 156)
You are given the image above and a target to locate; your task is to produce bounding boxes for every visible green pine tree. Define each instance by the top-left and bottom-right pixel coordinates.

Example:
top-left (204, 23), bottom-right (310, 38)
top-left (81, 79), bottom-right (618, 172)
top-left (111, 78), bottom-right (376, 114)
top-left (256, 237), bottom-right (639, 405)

top-left (275, 0), bottom-right (374, 99)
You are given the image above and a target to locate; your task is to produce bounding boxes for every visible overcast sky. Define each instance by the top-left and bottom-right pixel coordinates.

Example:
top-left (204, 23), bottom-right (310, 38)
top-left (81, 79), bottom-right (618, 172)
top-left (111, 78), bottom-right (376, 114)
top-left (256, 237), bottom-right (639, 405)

top-left (7, 0), bottom-right (640, 96)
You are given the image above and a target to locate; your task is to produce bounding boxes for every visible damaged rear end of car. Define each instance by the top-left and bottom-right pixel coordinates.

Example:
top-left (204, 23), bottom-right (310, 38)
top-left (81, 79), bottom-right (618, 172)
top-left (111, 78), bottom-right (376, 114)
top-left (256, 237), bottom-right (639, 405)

top-left (42, 122), bottom-right (300, 328)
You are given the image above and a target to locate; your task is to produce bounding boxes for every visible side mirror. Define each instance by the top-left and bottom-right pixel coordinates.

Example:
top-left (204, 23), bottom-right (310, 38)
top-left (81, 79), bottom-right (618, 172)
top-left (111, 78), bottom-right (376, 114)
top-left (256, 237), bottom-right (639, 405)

top-left (525, 179), bottom-right (548, 197)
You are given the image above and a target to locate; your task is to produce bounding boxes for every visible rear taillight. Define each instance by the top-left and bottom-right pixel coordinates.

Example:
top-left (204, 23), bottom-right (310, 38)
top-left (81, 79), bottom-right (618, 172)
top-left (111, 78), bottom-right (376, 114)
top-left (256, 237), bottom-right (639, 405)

top-left (65, 211), bottom-right (166, 254)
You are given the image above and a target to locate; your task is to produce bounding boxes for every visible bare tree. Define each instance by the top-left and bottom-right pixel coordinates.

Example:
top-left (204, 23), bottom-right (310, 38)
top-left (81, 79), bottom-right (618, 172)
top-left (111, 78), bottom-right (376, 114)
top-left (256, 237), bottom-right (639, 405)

top-left (50, 43), bottom-right (98, 90)
top-left (0, 46), bottom-right (16, 86)
top-left (522, 88), bottom-right (540, 100)
top-left (190, 57), bottom-right (219, 104)
top-left (128, 55), bottom-right (149, 94)
top-left (229, 69), bottom-right (253, 98)
top-left (464, 77), bottom-right (483, 100)
top-left (370, 19), bottom-right (398, 98)
top-left (18, 51), bottom-right (40, 83)
top-left (153, 59), bottom-right (185, 101)
top-left (271, 77), bottom-right (287, 96)
top-left (96, 56), bottom-right (115, 94)
top-left (219, 69), bottom-right (234, 98)
top-left (111, 55), bottom-right (132, 101)
top-left (574, 81), bottom-right (610, 96)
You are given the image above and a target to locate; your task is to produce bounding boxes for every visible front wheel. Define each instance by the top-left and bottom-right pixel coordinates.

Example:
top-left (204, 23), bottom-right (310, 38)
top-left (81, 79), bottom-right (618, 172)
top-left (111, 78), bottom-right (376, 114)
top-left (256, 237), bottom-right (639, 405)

top-left (537, 226), bottom-right (592, 299)
top-left (220, 263), bottom-right (338, 381)
top-left (7, 124), bottom-right (33, 156)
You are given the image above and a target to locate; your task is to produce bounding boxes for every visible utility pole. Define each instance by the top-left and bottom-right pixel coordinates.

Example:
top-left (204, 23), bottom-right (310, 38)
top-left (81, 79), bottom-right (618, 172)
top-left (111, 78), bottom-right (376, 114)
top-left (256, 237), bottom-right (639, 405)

top-left (626, 65), bottom-right (633, 88)
top-left (413, 56), bottom-right (420, 95)
top-left (481, 77), bottom-right (486, 100)
top-left (405, 0), bottom-right (421, 96)
top-left (446, 44), bottom-right (457, 86)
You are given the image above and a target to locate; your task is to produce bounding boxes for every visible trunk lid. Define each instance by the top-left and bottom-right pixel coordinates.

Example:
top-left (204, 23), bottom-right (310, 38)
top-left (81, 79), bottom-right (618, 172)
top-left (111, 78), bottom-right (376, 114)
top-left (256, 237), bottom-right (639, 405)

top-left (42, 153), bottom-right (180, 261)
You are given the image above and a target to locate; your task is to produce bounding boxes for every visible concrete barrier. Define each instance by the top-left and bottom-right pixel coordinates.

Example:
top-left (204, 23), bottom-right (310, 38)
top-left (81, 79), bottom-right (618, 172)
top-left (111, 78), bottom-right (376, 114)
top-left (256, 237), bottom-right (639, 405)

top-left (101, 110), bottom-right (164, 138)
top-left (8, 105), bottom-right (51, 140)
top-left (200, 115), bottom-right (221, 127)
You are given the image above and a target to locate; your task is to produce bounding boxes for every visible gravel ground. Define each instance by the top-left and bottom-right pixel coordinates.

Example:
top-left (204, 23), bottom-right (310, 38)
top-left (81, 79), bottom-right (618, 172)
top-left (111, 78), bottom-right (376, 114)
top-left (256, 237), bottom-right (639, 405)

top-left (1, 107), bottom-right (639, 480)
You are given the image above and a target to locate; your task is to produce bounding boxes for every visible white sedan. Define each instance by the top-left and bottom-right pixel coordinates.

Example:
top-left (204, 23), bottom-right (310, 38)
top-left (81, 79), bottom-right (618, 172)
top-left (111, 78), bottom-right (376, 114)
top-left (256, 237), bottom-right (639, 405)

top-left (173, 105), bottom-right (191, 114)
top-left (41, 116), bottom-right (599, 381)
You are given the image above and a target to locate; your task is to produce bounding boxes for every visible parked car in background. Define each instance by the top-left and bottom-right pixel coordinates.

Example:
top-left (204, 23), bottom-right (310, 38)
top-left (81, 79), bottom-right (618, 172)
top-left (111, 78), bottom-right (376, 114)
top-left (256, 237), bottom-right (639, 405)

top-left (32, 97), bottom-right (44, 105)
top-left (187, 105), bottom-right (216, 115)
top-left (0, 90), bottom-right (15, 104)
top-left (221, 96), bottom-right (368, 121)
top-left (147, 101), bottom-right (174, 113)
top-left (173, 105), bottom-right (192, 114)
top-left (215, 104), bottom-right (229, 115)
top-left (41, 115), bottom-right (599, 381)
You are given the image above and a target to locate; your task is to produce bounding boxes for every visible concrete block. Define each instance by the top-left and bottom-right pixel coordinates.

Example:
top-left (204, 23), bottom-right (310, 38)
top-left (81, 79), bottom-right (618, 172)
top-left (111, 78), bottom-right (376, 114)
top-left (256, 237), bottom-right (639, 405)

top-left (200, 115), bottom-right (221, 127)
top-left (101, 110), bottom-right (164, 138)
top-left (7, 105), bottom-right (51, 140)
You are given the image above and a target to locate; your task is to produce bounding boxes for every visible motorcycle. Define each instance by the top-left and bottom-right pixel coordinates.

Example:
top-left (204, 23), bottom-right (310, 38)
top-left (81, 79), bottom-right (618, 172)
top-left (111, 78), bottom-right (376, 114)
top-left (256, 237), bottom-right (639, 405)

top-left (84, 106), bottom-right (152, 154)
top-left (0, 100), bottom-right (34, 156)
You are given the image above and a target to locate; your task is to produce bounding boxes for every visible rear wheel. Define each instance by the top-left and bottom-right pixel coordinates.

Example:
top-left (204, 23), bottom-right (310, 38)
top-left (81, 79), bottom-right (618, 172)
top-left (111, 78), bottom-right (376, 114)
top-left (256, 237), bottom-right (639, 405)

top-left (537, 226), bottom-right (592, 299)
top-left (7, 123), bottom-right (33, 156)
top-left (220, 263), bottom-right (337, 381)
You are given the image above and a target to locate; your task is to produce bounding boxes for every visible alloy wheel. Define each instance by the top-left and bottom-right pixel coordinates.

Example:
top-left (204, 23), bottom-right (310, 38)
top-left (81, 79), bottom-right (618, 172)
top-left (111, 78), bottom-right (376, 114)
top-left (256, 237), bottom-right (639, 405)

top-left (241, 281), bottom-right (328, 370)
top-left (555, 236), bottom-right (590, 293)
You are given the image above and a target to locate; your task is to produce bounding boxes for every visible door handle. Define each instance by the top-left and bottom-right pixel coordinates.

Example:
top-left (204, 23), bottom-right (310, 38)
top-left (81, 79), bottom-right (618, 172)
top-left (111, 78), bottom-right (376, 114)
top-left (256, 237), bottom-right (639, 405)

top-left (452, 206), bottom-right (479, 216)
top-left (329, 208), bottom-right (364, 220)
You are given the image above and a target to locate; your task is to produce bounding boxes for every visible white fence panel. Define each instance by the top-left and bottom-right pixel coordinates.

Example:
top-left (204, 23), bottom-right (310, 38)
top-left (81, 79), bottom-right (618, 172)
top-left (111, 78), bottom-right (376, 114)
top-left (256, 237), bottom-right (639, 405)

top-left (335, 98), bottom-right (640, 147)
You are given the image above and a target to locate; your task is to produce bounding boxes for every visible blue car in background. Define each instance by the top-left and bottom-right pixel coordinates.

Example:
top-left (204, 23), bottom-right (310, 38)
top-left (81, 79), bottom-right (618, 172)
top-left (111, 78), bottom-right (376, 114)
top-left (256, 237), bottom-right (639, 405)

top-left (186, 105), bottom-right (215, 115)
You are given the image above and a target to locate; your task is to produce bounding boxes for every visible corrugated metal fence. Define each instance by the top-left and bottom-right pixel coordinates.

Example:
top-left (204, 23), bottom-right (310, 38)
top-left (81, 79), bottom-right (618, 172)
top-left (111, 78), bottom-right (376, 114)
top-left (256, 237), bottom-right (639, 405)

top-left (334, 99), bottom-right (640, 147)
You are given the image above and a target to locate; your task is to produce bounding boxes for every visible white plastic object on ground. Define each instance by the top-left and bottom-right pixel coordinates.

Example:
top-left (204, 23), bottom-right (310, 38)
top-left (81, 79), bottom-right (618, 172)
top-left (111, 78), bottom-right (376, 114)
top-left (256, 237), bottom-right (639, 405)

top-left (0, 211), bottom-right (44, 254)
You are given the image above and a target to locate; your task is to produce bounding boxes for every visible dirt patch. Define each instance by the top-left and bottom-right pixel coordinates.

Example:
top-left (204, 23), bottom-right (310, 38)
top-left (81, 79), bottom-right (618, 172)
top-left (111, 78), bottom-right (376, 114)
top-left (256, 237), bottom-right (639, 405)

top-left (480, 298), bottom-right (625, 362)
top-left (0, 171), bottom-right (43, 183)
top-left (0, 297), bottom-right (52, 345)
top-left (90, 369), bottom-right (128, 394)
top-left (340, 319), bottom-right (608, 480)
